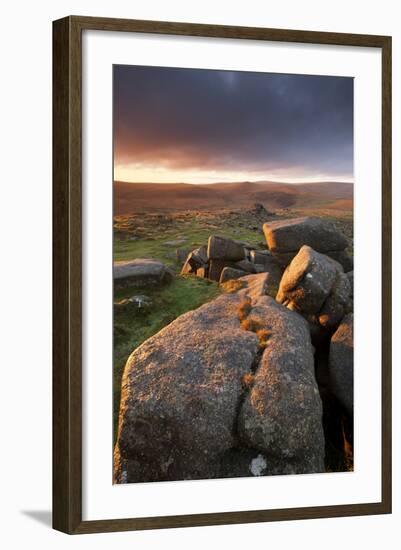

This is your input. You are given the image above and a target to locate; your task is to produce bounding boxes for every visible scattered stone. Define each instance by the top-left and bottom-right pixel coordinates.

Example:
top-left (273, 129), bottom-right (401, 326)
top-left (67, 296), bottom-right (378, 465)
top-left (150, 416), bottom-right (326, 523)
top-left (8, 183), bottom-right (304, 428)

top-left (114, 259), bottom-right (173, 287)
top-left (209, 259), bottom-right (236, 282)
top-left (176, 247), bottom-right (192, 263)
top-left (164, 238), bottom-right (188, 246)
top-left (250, 250), bottom-right (283, 286)
top-left (196, 266), bottom-right (209, 278)
top-left (207, 235), bottom-right (245, 261)
top-left (180, 258), bottom-right (194, 275)
top-left (114, 295), bottom-right (152, 309)
top-left (243, 248), bottom-right (253, 261)
top-left (219, 267), bottom-right (247, 284)
top-left (264, 216), bottom-right (348, 254)
top-left (250, 249), bottom-right (272, 264)
top-left (276, 246), bottom-right (339, 314)
top-left (263, 217), bottom-right (349, 267)
top-left (252, 202), bottom-right (272, 218)
top-left (329, 313), bottom-right (354, 416)
top-left (276, 246), bottom-right (351, 331)
top-left (192, 245), bottom-right (208, 264)
top-left (180, 246), bottom-right (208, 275)
top-left (235, 259), bottom-right (256, 273)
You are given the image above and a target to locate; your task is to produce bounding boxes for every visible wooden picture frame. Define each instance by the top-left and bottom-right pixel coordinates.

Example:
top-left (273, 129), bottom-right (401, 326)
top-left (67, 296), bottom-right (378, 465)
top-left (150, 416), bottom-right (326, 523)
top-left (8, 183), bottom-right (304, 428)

top-left (53, 15), bottom-right (392, 534)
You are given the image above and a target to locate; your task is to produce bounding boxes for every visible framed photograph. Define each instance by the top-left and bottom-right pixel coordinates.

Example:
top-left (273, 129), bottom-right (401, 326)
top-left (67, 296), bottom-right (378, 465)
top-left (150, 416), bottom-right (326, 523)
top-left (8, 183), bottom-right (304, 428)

top-left (53, 16), bottom-right (392, 534)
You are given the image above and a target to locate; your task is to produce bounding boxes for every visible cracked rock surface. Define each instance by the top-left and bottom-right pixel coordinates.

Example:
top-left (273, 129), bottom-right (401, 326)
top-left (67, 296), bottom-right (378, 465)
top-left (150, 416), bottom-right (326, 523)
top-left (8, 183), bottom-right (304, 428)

top-left (237, 296), bottom-right (325, 474)
top-left (114, 273), bottom-right (325, 483)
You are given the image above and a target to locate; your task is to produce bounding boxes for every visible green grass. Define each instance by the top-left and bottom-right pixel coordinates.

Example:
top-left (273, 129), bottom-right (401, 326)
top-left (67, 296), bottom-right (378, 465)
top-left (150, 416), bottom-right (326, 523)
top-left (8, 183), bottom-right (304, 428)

top-left (113, 275), bottom-right (221, 438)
top-left (113, 222), bottom-right (264, 265)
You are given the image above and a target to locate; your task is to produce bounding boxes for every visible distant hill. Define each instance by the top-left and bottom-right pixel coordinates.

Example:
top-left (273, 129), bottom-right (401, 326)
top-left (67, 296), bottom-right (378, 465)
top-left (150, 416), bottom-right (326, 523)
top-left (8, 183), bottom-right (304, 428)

top-left (114, 180), bottom-right (353, 215)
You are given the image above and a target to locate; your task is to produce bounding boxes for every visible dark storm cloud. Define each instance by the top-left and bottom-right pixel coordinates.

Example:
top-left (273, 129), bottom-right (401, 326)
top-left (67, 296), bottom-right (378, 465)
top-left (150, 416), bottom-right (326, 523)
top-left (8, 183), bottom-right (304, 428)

top-left (113, 64), bottom-right (353, 178)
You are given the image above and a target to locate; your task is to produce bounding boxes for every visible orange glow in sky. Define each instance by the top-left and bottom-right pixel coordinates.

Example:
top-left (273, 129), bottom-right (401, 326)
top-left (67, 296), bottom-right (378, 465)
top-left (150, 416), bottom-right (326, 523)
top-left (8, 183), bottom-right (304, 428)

top-left (114, 162), bottom-right (353, 185)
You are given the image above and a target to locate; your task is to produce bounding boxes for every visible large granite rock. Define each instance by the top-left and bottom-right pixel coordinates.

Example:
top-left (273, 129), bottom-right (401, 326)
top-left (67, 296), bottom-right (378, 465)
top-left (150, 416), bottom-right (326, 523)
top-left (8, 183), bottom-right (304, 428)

top-left (263, 217), bottom-right (349, 268)
top-left (114, 291), bottom-right (260, 483)
top-left (236, 273), bottom-right (270, 302)
top-left (235, 259), bottom-right (256, 273)
top-left (114, 273), bottom-right (325, 482)
top-left (180, 246), bottom-right (208, 275)
top-left (329, 313), bottom-right (354, 416)
top-left (276, 246), bottom-right (351, 331)
top-left (208, 259), bottom-right (236, 282)
top-left (276, 246), bottom-right (339, 313)
top-left (114, 259), bottom-right (173, 287)
top-left (207, 235), bottom-right (245, 261)
top-left (250, 250), bottom-right (283, 287)
top-left (237, 296), bottom-right (325, 474)
top-left (219, 266), bottom-right (247, 284)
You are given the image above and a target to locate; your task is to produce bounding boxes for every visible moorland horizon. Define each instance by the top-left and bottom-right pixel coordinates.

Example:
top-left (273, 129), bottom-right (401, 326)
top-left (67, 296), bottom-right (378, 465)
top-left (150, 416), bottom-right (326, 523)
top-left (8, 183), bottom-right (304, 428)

top-left (114, 178), bottom-right (354, 186)
top-left (113, 179), bottom-right (354, 215)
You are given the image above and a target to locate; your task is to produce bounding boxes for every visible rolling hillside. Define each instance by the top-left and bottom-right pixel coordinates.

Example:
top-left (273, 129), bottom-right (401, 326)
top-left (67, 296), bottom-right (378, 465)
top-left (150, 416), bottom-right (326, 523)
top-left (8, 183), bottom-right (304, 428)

top-left (114, 180), bottom-right (353, 215)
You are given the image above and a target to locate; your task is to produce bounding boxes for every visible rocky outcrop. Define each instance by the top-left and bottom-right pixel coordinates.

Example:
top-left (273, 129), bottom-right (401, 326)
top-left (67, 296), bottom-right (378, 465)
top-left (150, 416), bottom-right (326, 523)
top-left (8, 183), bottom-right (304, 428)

top-left (276, 246), bottom-right (351, 331)
top-left (114, 259), bottom-right (173, 287)
top-left (207, 235), bottom-right (245, 261)
top-left (114, 273), bottom-right (325, 483)
top-left (237, 272), bottom-right (271, 302)
top-left (219, 266), bottom-right (247, 284)
top-left (263, 216), bottom-right (351, 270)
top-left (115, 291), bottom-right (259, 483)
top-left (180, 234), bottom-right (283, 285)
top-left (329, 314), bottom-right (354, 416)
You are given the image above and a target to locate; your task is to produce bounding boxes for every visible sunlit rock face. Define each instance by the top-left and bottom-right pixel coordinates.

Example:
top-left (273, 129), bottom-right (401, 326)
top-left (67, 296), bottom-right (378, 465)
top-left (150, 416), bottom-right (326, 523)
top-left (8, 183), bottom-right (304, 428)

top-left (180, 233), bottom-right (283, 284)
top-left (263, 216), bottom-right (352, 270)
top-left (276, 245), bottom-right (351, 333)
top-left (114, 274), bottom-right (325, 483)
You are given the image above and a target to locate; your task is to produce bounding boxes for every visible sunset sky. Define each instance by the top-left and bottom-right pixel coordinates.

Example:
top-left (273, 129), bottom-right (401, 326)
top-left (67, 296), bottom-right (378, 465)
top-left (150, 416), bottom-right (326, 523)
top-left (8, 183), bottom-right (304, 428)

top-left (113, 65), bottom-right (353, 185)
